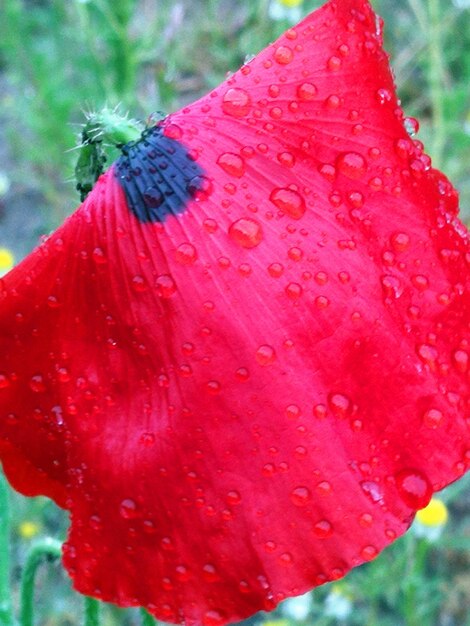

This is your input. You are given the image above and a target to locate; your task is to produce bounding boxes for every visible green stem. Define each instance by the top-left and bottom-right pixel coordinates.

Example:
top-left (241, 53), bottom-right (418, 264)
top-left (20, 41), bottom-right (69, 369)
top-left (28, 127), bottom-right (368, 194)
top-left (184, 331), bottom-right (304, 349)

top-left (427, 0), bottom-right (446, 168)
top-left (19, 539), bottom-right (62, 626)
top-left (0, 469), bottom-right (14, 626)
top-left (140, 608), bottom-right (157, 626)
top-left (84, 598), bottom-right (100, 626)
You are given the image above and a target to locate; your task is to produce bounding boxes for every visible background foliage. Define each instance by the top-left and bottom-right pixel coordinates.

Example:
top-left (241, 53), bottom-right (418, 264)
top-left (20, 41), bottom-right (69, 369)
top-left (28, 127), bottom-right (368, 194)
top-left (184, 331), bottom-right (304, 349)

top-left (0, 0), bottom-right (469, 625)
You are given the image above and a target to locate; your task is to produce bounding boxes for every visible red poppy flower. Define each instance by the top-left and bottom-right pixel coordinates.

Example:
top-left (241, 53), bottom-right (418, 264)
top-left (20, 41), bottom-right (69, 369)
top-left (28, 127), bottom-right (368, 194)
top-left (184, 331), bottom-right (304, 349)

top-left (1, 0), bottom-right (469, 624)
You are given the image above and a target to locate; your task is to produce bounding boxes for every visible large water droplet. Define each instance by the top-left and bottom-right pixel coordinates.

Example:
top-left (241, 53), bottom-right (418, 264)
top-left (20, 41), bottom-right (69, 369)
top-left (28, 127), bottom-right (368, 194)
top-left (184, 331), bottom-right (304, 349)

top-left (313, 519), bottom-right (333, 538)
top-left (274, 45), bottom-right (293, 65)
top-left (269, 188), bottom-right (306, 220)
top-left (336, 152), bottom-right (367, 179)
top-left (222, 88), bottom-right (252, 118)
top-left (290, 486), bottom-right (311, 506)
top-left (229, 218), bottom-right (263, 248)
top-left (255, 345), bottom-right (276, 366)
top-left (120, 498), bottom-right (138, 519)
top-left (217, 152), bottom-right (246, 178)
top-left (422, 408), bottom-right (444, 429)
top-left (297, 82), bottom-right (317, 101)
top-left (155, 274), bottom-right (177, 298)
top-left (175, 243), bottom-right (197, 265)
top-left (395, 468), bottom-right (432, 509)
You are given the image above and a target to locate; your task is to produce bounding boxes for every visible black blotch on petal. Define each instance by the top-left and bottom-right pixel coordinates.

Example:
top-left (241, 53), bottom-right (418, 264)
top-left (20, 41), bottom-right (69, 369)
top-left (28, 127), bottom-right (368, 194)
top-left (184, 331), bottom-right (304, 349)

top-left (114, 125), bottom-right (205, 223)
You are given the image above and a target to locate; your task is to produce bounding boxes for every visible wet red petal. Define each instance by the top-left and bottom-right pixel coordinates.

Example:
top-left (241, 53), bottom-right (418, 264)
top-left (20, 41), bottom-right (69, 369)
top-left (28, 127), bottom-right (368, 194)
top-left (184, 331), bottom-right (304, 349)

top-left (1, 0), bottom-right (469, 624)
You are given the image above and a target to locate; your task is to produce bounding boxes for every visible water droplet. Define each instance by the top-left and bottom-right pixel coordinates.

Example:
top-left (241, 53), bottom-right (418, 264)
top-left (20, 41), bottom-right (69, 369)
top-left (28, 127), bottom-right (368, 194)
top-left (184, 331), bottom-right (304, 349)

top-left (290, 486), bottom-right (311, 506)
top-left (416, 344), bottom-right (438, 369)
top-left (285, 404), bottom-right (301, 419)
top-left (381, 275), bottom-right (403, 300)
top-left (327, 55), bottom-right (341, 71)
top-left (285, 282), bottom-right (303, 300)
top-left (328, 393), bottom-right (351, 418)
top-left (29, 375), bottom-right (46, 393)
top-left (202, 564), bottom-right (220, 583)
top-left (268, 262), bottom-right (284, 278)
top-left (120, 498), bottom-right (138, 519)
top-left (255, 345), bottom-right (276, 366)
top-left (361, 545), bottom-right (378, 561)
top-left (404, 117), bottom-right (419, 136)
top-left (336, 152), bottom-right (367, 179)
top-left (376, 88), bottom-right (392, 104)
top-left (132, 275), bottom-right (148, 293)
top-left (279, 552), bottom-right (293, 565)
top-left (277, 151), bottom-right (295, 168)
top-left (217, 152), bottom-right (246, 178)
top-left (155, 274), bottom-right (177, 298)
top-left (395, 468), bottom-right (432, 509)
top-left (360, 480), bottom-right (384, 504)
top-left (423, 408), bottom-right (444, 429)
top-left (143, 186), bottom-right (164, 208)
top-left (175, 243), bottom-right (197, 265)
top-left (229, 218), bottom-right (263, 248)
top-left (92, 247), bottom-right (107, 264)
top-left (0, 373), bottom-right (11, 389)
top-left (358, 512), bottom-right (373, 527)
top-left (411, 274), bottom-right (429, 291)
top-left (269, 188), bottom-right (306, 219)
top-left (226, 490), bottom-right (242, 505)
top-left (274, 45), bottom-right (293, 65)
top-left (452, 349), bottom-right (469, 373)
top-left (297, 82), bottom-right (317, 101)
top-left (222, 88), bottom-right (252, 117)
top-left (175, 564), bottom-right (192, 582)
top-left (235, 367), bottom-right (250, 381)
top-left (313, 520), bottom-right (333, 538)
top-left (316, 481), bottom-right (332, 496)
top-left (187, 176), bottom-right (213, 201)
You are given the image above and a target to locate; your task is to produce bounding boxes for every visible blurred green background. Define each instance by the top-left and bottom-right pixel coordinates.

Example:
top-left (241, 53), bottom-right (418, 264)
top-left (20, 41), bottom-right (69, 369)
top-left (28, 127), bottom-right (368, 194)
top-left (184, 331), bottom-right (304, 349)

top-left (0, 0), bottom-right (470, 625)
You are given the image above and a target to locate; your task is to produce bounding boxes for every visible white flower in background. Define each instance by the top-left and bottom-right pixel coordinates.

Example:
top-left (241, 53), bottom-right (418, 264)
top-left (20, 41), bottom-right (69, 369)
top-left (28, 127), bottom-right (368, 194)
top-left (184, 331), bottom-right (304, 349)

top-left (269, 0), bottom-right (304, 23)
top-left (282, 592), bottom-right (312, 620)
top-left (324, 585), bottom-right (353, 620)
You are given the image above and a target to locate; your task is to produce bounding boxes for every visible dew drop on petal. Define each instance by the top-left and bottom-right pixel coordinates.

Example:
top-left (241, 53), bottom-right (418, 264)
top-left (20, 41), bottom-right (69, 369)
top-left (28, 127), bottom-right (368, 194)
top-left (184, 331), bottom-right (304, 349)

top-left (229, 218), bottom-right (263, 248)
top-left (297, 82), bottom-right (317, 101)
top-left (269, 188), bottom-right (306, 219)
top-left (226, 490), bottom-right (242, 505)
top-left (336, 152), bottom-right (367, 179)
top-left (222, 88), bottom-right (252, 118)
top-left (361, 545), bottom-right (378, 561)
top-left (274, 45), bottom-right (293, 65)
top-left (255, 345), bottom-right (276, 366)
top-left (423, 408), bottom-right (444, 429)
top-left (120, 498), bottom-right (138, 519)
top-left (29, 375), bottom-right (46, 393)
top-left (390, 232), bottom-right (410, 252)
top-left (395, 468), bottom-right (432, 509)
top-left (155, 274), bottom-right (177, 298)
top-left (175, 243), bottom-right (198, 265)
top-left (313, 519), bottom-right (333, 538)
top-left (202, 610), bottom-right (225, 626)
top-left (217, 153), bottom-right (246, 178)
top-left (328, 393), bottom-right (351, 418)
top-left (290, 486), bottom-right (311, 506)
top-left (143, 186), bottom-right (164, 208)
top-left (187, 176), bottom-right (213, 201)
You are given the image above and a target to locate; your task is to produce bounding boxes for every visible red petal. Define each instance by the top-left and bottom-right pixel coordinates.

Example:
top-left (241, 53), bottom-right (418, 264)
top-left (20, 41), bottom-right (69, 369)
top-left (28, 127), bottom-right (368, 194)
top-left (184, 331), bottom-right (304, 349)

top-left (1, 0), bottom-right (469, 624)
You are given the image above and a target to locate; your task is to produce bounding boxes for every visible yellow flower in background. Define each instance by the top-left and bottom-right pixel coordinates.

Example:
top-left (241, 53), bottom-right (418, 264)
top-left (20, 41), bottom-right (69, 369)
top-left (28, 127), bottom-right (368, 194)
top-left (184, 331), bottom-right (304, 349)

top-left (413, 497), bottom-right (448, 541)
top-left (416, 498), bottom-right (448, 527)
top-left (278, 0), bottom-right (303, 6)
top-left (0, 247), bottom-right (14, 275)
top-left (18, 521), bottom-right (41, 539)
